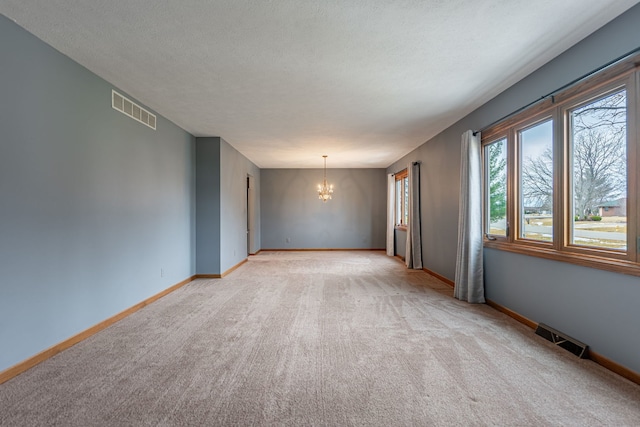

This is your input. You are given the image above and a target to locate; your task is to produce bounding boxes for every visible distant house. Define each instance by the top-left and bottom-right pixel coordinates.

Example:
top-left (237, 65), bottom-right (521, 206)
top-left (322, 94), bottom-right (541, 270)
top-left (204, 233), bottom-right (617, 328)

top-left (598, 198), bottom-right (626, 217)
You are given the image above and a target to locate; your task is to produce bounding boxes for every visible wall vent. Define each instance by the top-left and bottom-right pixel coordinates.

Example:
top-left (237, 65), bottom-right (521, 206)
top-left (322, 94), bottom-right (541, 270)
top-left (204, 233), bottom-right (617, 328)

top-left (535, 323), bottom-right (588, 358)
top-left (112, 90), bottom-right (156, 130)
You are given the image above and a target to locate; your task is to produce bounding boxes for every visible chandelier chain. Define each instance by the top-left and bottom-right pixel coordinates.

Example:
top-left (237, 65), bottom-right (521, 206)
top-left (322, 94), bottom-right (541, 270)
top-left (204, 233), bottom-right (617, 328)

top-left (318, 155), bottom-right (333, 202)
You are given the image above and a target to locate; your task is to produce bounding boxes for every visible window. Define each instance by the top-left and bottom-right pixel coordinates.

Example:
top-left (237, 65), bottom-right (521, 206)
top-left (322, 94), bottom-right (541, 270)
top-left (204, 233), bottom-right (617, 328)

top-left (518, 118), bottom-right (553, 243)
top-left (481, 56), bottom-right (639, 276)
top-left (484, 137), bottom-right (507, 237)
top-left (569, 89), bottom-right (627, 250)
top-left (395, 169), bottom-right (409, 228)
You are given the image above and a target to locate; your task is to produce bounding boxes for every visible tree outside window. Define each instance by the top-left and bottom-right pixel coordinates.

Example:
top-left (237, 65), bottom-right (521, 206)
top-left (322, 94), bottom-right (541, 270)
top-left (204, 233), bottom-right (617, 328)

top-left (480, 66), bottom-right (637, 274)
top-left (485, 138), bottom-right (507, 236)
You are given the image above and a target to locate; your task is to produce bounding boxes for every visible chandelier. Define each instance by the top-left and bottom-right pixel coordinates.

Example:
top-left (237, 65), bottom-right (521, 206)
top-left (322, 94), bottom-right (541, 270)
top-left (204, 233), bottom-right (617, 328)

top-left (317, 155), bottom-right (334, 202)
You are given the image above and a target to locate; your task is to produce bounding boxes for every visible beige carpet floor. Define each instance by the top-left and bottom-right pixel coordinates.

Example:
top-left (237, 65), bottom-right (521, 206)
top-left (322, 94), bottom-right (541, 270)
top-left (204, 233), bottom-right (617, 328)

top-left (1, 251), bottom-right (639, 426)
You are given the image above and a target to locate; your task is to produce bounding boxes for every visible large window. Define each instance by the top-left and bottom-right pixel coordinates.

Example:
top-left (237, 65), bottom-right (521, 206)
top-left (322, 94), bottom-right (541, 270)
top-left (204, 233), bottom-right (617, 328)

top-left (481, 58), bottom-right (639, 275)
top-left (395, 169), bottom-right (409, 228)
top-left (569, 89), bottom-right (627, 250)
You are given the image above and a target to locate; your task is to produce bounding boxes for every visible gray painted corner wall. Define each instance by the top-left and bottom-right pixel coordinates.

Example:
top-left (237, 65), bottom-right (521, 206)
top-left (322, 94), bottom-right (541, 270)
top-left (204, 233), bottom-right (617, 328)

top-left (261, 169), bottom-right (386, 249)
top-left (220, 139), bottom-right (260, 272)
top-left (195, 137), bottom-right (261, 275)
top-left (0, 15), bottom-right (195, 372)
top-left (195, 137), bottom-right (221, 275)
top-left (388, 4), bottom-right (640, 373)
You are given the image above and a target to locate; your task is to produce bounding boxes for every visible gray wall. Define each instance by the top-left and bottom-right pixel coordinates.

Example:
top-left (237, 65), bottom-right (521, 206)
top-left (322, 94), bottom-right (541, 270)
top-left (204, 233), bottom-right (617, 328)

top-left (195, 138), bottom-right (221, 275)
top-left (395, 229), bottom-right (407, 260)
top-left (388, 4), bottom-right (640, 373)
top-left (196, 137), bottom-right (261, 275)
top-left (0, 15), bottom-right (195, 372)
top-left (261, 169), bottom-right (386, 249)
top-left (388, 141), bottom-right (460, 279)
top-left (220, 139), bottom-right (261, 272)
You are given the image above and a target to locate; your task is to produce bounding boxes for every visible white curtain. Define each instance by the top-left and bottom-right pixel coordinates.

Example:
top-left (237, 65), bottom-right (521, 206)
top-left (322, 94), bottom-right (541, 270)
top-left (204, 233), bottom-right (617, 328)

top-left (454, 130), bottom-right (485, 303)
top-left (386, 173), bottom-right (395, 257)
top-left (405, 162), bottom-right (423, 269)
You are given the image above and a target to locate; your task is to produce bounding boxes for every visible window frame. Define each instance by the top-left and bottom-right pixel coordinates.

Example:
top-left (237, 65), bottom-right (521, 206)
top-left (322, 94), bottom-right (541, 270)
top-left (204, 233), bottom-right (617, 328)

top-left (481, 57), bottom-right (640, 276)
top-left (483, 135), bottom-right (509, 242)
top-left (560, 79), bottom-right (636, 262)
top-left (395, 169), bottom-right (409, 230)
top-left (514, 113), bottom-right (556, 249)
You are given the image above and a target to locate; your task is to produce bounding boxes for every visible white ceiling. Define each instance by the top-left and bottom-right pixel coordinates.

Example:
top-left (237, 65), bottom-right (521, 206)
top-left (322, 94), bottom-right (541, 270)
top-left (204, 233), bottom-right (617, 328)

top-left (2, 1), bottom-right (638, 168)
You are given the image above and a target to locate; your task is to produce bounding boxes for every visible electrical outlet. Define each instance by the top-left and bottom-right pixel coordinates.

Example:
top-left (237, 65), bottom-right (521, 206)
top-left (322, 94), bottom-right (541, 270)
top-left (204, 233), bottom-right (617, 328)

top-left (160, 268), bottom-right (164, 278)
top-left (286, 237), bottom-right (291, 243)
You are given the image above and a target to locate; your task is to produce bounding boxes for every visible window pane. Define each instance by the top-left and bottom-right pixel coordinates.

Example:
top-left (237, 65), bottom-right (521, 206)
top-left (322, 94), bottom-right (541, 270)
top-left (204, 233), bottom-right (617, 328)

top-left (569, 89), bottom-right (627, 250)
top-left (396, 179), bottom-right (402, 225)
top-left (484, 138), bottom-right (507, 236)
top-left (519, 120), bottom-right (553, 241)
top-left (403, 176), bottom-right (409, 226)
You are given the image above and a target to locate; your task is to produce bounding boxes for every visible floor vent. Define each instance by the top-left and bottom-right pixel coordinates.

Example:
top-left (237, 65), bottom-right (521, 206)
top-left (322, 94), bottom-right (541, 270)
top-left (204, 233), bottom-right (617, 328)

top-left (535, 323), bottom-right (588, 358)
top-left (112, 90), bottom-right (156, 130)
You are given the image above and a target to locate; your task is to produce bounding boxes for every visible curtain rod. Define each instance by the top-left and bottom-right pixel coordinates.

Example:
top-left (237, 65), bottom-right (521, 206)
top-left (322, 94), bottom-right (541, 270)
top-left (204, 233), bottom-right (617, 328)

top-left (473, 46), bottom-right (640, 136)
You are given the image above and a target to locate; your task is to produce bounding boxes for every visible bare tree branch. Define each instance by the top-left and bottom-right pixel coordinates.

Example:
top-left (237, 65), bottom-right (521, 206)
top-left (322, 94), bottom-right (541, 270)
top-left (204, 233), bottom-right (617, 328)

top-left (522, 90), bottom-right (627, 219)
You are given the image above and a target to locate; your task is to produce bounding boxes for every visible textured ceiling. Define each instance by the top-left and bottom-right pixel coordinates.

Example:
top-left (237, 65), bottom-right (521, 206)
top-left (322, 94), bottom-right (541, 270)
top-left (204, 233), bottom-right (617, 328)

top-left (1, 1), bottom-right (638, 168)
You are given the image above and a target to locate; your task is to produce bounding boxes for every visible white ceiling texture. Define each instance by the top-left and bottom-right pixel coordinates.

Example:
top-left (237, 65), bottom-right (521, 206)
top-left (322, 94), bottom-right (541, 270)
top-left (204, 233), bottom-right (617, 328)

top-left (1, 1), bottom-right (638, 168)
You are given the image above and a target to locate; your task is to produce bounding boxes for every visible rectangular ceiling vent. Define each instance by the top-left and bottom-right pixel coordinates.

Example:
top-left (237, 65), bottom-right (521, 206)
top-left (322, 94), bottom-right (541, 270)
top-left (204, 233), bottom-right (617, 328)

top-left (112, 90), bottom-right (156, 130)
top-left (535, 323), bottom-right (588, 358)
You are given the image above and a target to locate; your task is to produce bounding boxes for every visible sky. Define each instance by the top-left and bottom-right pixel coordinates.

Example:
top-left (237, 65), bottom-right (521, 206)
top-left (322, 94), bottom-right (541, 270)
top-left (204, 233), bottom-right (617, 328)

top-left (520, 119), bottom-right (553, 161)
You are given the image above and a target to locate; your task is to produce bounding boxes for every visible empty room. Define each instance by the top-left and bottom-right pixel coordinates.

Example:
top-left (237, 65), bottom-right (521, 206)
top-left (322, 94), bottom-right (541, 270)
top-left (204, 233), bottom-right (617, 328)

top-left (1, 1), bottom-right (640, 425)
